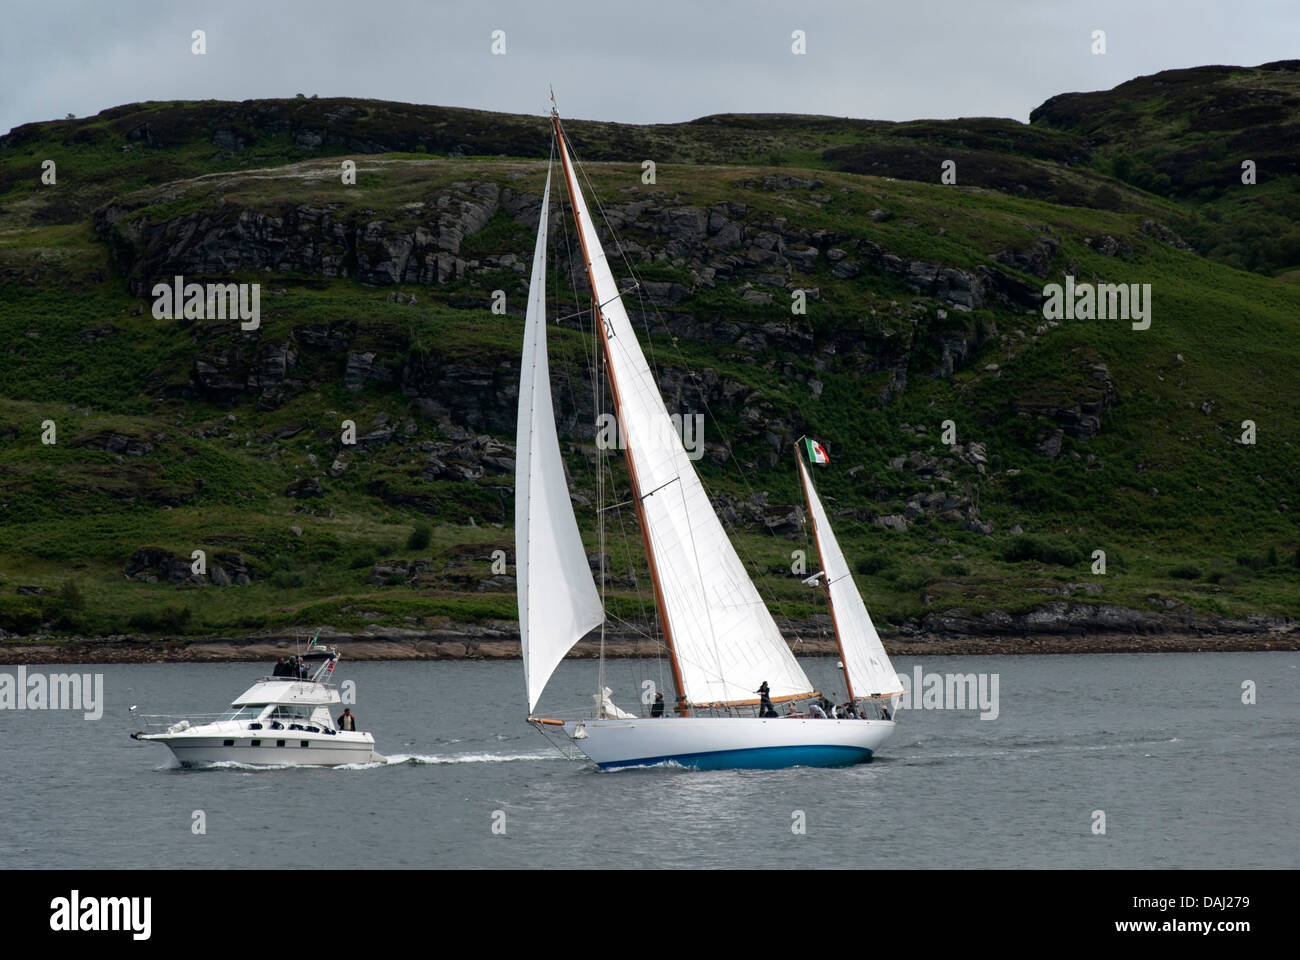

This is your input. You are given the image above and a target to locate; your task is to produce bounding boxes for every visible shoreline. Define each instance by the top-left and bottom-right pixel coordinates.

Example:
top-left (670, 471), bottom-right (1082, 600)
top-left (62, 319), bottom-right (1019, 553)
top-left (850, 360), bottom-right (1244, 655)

top-left (2, 629), bottom-right (1297, 664)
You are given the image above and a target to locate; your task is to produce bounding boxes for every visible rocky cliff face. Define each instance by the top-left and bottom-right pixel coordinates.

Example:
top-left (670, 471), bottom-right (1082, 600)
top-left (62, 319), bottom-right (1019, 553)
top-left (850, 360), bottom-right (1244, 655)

top-left (78, 154), bottom-right (1143, 548)
top-left (93, 170), bottom-right (1058, 438)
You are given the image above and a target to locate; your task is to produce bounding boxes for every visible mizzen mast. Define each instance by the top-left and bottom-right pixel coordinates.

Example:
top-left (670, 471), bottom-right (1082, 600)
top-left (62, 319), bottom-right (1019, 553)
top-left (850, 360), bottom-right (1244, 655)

top-left (796, 450), bottom-right (855, 703)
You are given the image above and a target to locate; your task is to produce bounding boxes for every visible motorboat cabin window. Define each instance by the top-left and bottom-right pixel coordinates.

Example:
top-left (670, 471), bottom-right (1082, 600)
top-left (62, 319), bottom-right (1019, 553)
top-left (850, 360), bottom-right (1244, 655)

top-left (268, 705), bottom-right (313, 721)
top-left (217, 704), bottom-right (268, 722)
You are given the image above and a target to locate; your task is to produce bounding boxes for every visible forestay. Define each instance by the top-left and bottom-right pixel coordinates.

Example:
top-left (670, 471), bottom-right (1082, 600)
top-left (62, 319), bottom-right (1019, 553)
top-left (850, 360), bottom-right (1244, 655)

top-left (798, 457), bottom-right (904, 699)
top-left (557, 140), bottom-right (812, 706)
top-left (516, 166), bottom-right (604, 713)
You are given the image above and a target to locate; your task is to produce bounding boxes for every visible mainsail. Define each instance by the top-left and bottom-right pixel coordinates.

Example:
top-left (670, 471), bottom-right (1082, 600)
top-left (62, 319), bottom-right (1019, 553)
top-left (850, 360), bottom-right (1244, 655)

top-left (552, 117), bottom-right (813, 707)
top-left (516, 166), bottom-right (604, 713)
top-left (797, 455), bottom-right (904, 699)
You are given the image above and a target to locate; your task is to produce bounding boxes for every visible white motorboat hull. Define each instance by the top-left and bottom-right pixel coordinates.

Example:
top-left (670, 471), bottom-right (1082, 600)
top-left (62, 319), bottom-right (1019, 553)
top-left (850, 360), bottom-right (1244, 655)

top-left (140, 726), bottom-right (379, 767)
top-left (558, 716), bottom-right (895, 770)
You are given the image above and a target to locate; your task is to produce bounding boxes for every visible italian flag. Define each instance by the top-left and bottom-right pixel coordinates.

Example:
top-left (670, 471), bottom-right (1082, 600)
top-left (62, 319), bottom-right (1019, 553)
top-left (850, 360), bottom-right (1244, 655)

top-left (804, 437), bottom-right (830, 465)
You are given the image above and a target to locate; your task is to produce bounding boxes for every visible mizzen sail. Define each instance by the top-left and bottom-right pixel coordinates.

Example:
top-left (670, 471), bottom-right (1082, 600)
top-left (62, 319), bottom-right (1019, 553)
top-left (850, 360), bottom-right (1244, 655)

top-left (798, 455), bottom-right (904, 699)
top-left (516, 166), bottom-right (604, 713)
top-left (553, 122), bottom-right (812, 707)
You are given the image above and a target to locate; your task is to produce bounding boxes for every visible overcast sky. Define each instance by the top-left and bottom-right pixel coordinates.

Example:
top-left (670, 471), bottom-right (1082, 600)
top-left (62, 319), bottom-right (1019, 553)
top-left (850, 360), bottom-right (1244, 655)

top-left (3, 1), bottom-right (1298, 134)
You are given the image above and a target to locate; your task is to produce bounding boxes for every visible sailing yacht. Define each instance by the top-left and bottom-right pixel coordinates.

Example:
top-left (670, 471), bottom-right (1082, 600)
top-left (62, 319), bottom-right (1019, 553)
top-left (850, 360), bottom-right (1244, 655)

top-left (516, 106), bottom-right (903, 770)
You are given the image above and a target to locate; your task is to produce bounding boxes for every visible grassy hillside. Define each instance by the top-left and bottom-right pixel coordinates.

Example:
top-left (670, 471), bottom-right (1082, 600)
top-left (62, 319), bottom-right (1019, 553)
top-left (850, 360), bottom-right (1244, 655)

top-left (0, 64), bottom-right (1297, 643)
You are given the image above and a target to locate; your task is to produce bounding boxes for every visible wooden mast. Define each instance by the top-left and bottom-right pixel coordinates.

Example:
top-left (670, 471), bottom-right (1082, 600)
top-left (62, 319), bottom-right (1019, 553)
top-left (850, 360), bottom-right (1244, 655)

top-left (796, 449), bottom-right (856, 703)
top-left (550, 110), bottom-right (690, 717)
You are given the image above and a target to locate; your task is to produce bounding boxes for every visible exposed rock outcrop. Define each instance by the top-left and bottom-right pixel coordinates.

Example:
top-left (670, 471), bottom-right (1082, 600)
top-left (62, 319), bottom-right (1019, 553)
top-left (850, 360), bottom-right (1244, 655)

top-left (125, 547), bottom-right (252, 585)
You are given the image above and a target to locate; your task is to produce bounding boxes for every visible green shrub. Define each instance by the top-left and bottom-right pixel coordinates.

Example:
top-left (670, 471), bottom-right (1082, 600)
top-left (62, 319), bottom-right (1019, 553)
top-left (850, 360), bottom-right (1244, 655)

top-left (127, 606), bottom-right (192, 633)
top-left (893, 570), bottom-right (929, 592)
top-left (856, 554), bottom-right (891, 575)
top-left (0, 597), bottom-right (50, 634)
top-left (407, 522), bottom-right (432, 551)
top-left (1168, 565), bottom-right (1200, 580)
top-left (1000, 535), bottom-right (1085, 567)
top-left (58, 580), bottom-right (86, 611)
top-left (306, 535), bottom-right (343, 562)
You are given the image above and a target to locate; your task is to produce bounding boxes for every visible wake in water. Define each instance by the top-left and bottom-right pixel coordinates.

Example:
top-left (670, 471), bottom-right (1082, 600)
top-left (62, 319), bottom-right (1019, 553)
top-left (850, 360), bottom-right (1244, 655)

top-left (365, 751), bottom-right (568, 767)
top-left (338, 750), bottom-right (572, 769)
top-left (164, 750), bottom-right (570, 772)
top-left (901, 734), bottom-right (1187, 764)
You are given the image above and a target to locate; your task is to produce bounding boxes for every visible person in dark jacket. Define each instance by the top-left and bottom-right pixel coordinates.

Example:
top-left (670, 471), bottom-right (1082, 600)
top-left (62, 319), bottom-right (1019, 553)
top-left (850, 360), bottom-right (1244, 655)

top-left (650, 692), bottom-right (665, 717)
top-left (757, 681), bottom-right (777, 718)
top-left (338, 708), bottom-right (356, 731)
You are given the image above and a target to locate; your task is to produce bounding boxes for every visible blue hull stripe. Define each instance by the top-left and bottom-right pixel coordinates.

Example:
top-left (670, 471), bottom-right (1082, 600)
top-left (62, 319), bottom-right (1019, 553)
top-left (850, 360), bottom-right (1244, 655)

top-left (598, 744), bottom-right (873, 771)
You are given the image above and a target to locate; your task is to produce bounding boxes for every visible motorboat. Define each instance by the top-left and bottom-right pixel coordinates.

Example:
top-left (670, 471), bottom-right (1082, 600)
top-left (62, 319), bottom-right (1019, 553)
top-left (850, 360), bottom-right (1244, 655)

top-left (131, 647), bottom-right (381, 766)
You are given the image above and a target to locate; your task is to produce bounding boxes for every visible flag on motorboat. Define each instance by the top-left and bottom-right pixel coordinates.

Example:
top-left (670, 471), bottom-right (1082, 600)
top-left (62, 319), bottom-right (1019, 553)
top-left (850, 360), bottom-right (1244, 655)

top-left (804, 437), bottom-right (830, 465)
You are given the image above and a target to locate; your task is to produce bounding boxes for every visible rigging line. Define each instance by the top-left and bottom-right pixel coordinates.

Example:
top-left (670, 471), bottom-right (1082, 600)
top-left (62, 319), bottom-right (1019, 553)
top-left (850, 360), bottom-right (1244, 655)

top-left (557, 119), bottom-right (671, 666)
top-left (563, 133), bottom-right (671, 395)
top-left (564, 134), bottom-right (799, 624)
top-left (588, 350), bottom-right (656, 643)
top-left (600, 430), bottom-right (660, 661)
top-left (660, 331), bottom-right (802, 611)
top-left (548, 288), bottom-right (639, 326)
top-left (607, 459), bottom-right (660, 683)
top-left (597, 303), bottom-right (606, 705)
top-left (604, 610), bottom-right (664, 645)
top-left (528, 721), bottom-right (578, 762)
top-left (586, 172), bottom-right (609, 707)
top-left (673, 468), bottom-right (728, 692)
top-left (571, 238), bottom-right (660, 701)
top-left (638, 476), bottom-right (680, 501)
top-left (551, 306), bottom-right (595, 324)
top-left (564, 119), bottom-right (806, 702)
top-left (563, 131), bottom-right (731, 694)
top-left (550, 145), bottom-right (594, 489)
top-left (547, 139), bottom-right (627, 712)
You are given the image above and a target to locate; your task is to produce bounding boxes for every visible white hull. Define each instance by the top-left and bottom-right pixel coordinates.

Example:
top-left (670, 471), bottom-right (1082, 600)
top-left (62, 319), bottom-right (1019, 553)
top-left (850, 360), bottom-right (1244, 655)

top-left (558, 716), bottom-right (895, 770)
top-left (141, 726), bottom-right (379, 767)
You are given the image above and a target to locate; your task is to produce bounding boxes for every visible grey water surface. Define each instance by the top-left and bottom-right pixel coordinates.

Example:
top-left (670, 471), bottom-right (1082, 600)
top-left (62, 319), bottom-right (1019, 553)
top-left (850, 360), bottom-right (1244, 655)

top-left (2, 652), bottom-right (1295, 869)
